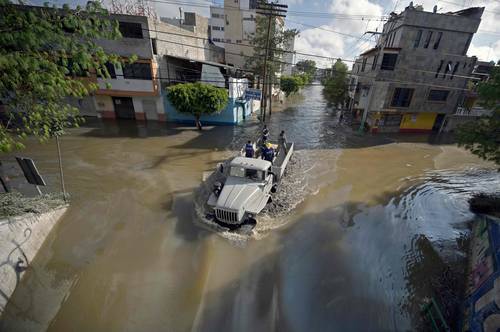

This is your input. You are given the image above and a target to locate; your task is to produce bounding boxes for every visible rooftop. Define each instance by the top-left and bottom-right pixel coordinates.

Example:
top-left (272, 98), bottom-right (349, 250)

top-left (230, 157), bottom-right (271, 171)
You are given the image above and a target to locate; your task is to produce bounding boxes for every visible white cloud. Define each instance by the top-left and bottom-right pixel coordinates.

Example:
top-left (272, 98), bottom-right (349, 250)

top-left (329, 0), bottom-right (385, 35)
top-left (468, 40), bottom-right (500, 62)
top-left (294, 25), bottom-right (347, 68)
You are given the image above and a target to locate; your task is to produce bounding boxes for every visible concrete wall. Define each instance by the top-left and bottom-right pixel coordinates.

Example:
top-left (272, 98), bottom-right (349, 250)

top-left (150, 18), bottom-right (224, 64)
top-left (92, 95), bottom-right (164, 121)
top-left (96, 14), bottom-right (152, 59)
top-left (0, 207), bottom-right (67, 315)
top-left (164, 97), bottom-right (252, 125)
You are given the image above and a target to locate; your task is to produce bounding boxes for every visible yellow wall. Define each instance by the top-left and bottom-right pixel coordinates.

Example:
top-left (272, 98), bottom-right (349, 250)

top-left (400, 112), bottom-right (437, 130)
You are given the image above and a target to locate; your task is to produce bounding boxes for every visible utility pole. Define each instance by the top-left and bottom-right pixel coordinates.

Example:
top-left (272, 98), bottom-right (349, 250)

top-left (256, 1), bottom-right (287, 122)
top-left (358, 30), bottom-right (385, 133)
top-left (55, 135), bottom-right (67, 201)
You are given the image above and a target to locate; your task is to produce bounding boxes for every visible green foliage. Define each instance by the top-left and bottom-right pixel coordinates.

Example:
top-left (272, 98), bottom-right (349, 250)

top-left (322, 59), bottom-right (349, 108)
top-left (245, 14), bottom-right (298, 82)
top-left (295, 59), bottom-right (316, 77)
top-left (456, 111), bottom-right (500, 166)
top-left (456, 64), bottom-right (500, 166)
top-left (280, 76), bottom-right (300, 97)
top-left (477, 65), bottom-right (500, 111)
top-left (166, 82), bottom-right (229, 119)
top-left (280, 73), bottom-right (310, 97)
top-left (0, 1), bottom-right (123, 152)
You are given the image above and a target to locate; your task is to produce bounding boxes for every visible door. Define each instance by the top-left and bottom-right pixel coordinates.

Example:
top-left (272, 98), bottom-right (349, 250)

top-left (432, 114), bottom-right (446, 131)
top-left (112, 97), bottom-right (135, 119)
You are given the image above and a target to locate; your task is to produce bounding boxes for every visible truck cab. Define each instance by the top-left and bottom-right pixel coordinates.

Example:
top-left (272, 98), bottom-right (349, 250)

top-left (208, 157), bottom-right (274, 225)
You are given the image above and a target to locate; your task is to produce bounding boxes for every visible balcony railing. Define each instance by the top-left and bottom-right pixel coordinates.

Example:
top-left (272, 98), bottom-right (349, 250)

top-left (455, 106), bottom-right (492, 117)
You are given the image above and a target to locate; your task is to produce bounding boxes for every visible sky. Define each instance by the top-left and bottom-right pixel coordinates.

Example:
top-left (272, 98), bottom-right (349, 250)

top-left (39, 0), bottom-right (500, 68)
top-left (148, 0), bottom-right (500, 68)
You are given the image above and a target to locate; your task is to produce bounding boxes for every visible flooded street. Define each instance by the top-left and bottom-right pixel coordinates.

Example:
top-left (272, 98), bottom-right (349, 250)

top-left (1, 85), bottom-right (499, 331)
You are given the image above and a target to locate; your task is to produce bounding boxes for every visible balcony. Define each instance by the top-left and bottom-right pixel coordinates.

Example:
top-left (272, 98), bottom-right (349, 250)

top-left (454, 106), bottom-right (493, 117)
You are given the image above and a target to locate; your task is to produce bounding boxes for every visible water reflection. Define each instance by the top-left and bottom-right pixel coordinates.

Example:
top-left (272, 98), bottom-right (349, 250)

top-left (0, 85), bottom-right (498, 331)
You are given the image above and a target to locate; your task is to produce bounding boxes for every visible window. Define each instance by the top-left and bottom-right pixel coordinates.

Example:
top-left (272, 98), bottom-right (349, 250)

top-left (381, 114), bottom-right (402, 127)
top-left (391, 88), bottom-right (414, 107)
top-left (423, 31), bottom-right (433, 48)
top-left (212, 38), bottom-right (221, 42)
top-left (64, 58), bottom-right (89, 77)
top-left (152, 38), bottom-right (157, 55)
top-left (229, 167), bottom-right (264, 181)
top-left (101, 62), bottom-right (116, 79)
top-left (119, 22), bottom-right (143, 39)
top-left (361, 58), bottom-right (367, 72)
top-left (450, 61), bottom-right (459, 79)
top-left (435, 60), bottom-right (444, 77)
top-left (428, 89), bottom-right (449, 101)
top-left (442, 61), bottom-right (452, 78)
top-left (211, 13), bottom-right (222, 18)
top-left (236, 40), bottom-right (242, 43)
top-left (433, 32), bottom-right (442, 49)
top-left (123, 63), bottom-right (152, 80)
top-left (381, 53), bottom-right (398, 70)
top-left (414, 30), bottom-right (422, 48)
top-left (371, 54), bottom-right (378, 70)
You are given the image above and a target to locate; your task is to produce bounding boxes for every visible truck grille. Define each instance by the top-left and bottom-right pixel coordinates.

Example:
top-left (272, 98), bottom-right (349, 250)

top-left (215, 208), bottom-right (239, 224)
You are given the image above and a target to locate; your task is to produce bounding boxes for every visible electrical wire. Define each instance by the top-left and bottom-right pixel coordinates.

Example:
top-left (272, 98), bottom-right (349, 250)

top-left (138, 26), bottom-right (484, 81)
top-left (146, 0), bottom-right (390, 20)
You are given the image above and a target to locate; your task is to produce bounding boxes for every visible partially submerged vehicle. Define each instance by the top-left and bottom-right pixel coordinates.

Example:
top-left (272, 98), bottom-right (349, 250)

top-left (207, 141), bottom-right (294, 227)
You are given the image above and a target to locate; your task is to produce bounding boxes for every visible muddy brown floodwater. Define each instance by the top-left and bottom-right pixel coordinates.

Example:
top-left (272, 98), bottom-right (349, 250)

top-left (1, 85), bottom-right (499, 331)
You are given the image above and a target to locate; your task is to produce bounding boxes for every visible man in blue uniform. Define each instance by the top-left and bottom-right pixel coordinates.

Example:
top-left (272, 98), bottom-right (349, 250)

top-left (262, 125), bottom-right (269, 143)
top-left (244, 140), bottom-right (255, 158)
top-left (263, 143), bottom-right (275, 162)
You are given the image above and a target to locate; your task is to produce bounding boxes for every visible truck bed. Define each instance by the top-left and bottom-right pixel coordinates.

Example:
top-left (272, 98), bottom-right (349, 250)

top-left (271, 142), bottom-right (294, 181)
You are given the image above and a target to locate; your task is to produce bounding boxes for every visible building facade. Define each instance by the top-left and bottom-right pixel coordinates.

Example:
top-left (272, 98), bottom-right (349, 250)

top-left (93, 14), bottom-right (162, 121)
top-left (349, 4), bottom-right (484, 133)
top-left (209, 0), bottom-right (258, 68)
top-left (77, 11), bottom-right (226, 122)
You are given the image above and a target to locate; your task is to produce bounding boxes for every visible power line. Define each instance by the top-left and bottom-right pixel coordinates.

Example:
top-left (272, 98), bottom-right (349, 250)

top-left (141, 26), bottom-right (484, 81)
top-left (147, 0), bottom-right (389, 20)
top-left (286, 19), bottom-right (375, 42)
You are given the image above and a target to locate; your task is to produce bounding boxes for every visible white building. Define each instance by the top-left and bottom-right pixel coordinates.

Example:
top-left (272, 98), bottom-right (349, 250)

top-left (209, 0), bottom-right (258, 68)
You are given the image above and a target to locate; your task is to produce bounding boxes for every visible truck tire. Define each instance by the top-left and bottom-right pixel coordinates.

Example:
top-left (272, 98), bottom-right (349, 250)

top-left (271, 184), bottom-right (278, 193)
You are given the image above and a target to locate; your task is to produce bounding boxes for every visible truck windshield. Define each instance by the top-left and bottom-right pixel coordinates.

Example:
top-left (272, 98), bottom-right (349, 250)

top-left (229, 167), bottom-right (264, 181)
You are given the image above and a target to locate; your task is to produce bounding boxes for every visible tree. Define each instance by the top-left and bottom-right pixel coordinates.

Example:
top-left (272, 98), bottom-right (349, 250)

top-left (322, 59), bottom-right (349, 108)
top-left (280, 76), bottom-right (300, 97)
top-left (245, 15), bottom-right (298, 87)
top-left (166, 82), bottom-right (229, 130)
top-left (295, 59), bottom-right (316, 78)
top-left (0, 1), bottom-right (123, 152)
top-left (280, 74), bottom-right (308, 97)
top-left (456, 64), bottom-right (500, 167)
